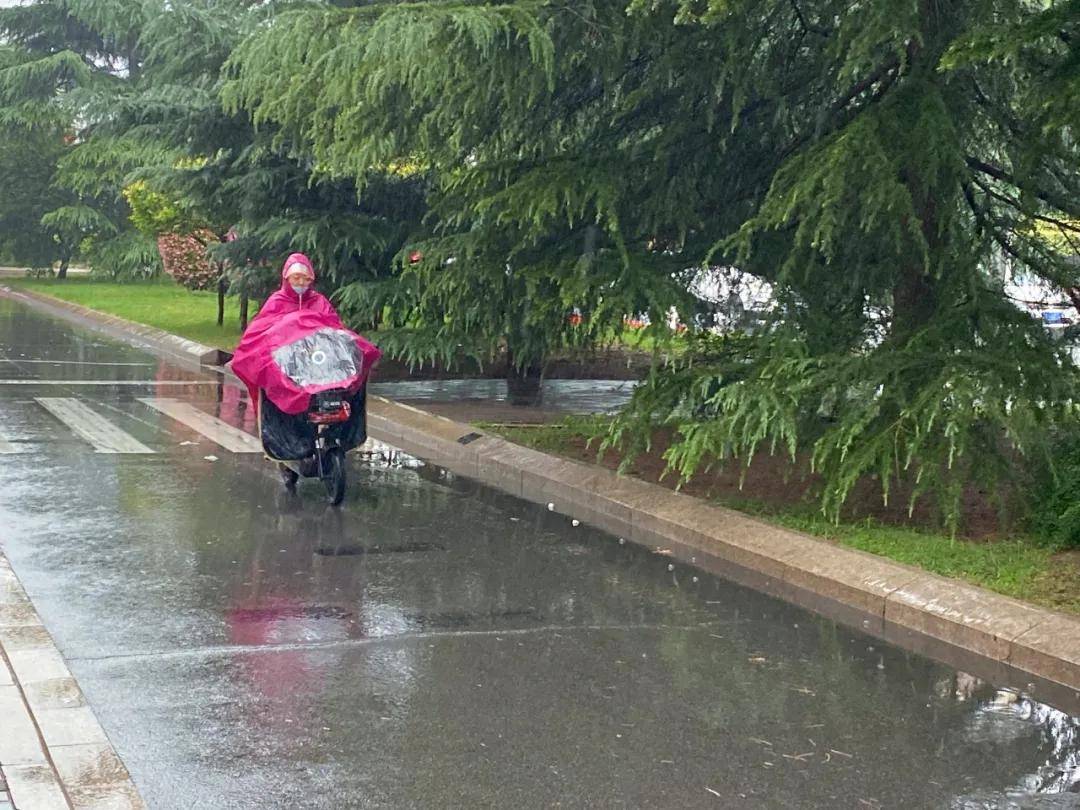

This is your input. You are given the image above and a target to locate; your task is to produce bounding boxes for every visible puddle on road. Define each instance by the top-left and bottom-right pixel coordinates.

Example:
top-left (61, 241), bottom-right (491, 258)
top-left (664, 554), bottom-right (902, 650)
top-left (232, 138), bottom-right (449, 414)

top-left (313, 541), bottom-right (447, 556)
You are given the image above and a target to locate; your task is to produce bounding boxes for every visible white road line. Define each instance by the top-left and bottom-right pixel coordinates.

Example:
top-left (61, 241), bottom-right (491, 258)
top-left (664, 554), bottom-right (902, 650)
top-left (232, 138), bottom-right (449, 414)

top-left (35, 398), bottom-right (155, 454)
top-left (0, 380), bottom-right (219, 386)
top-left (139, 398), bottom-right (261, 454)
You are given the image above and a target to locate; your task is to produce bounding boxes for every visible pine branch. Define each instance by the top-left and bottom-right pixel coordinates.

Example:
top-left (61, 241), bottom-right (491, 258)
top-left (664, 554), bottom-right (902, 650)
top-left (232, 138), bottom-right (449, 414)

top-left (787, 0), bottom-right (828, 37)
top-left (966, 156), bottom-right (1080, 219)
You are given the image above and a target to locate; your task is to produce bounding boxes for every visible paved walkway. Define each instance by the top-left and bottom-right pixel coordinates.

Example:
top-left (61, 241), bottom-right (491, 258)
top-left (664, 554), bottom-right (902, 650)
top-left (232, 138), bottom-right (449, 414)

top-left (0, 267), bottom-right (90, 278)
top-left (0, 555), bottom-right (143, 809)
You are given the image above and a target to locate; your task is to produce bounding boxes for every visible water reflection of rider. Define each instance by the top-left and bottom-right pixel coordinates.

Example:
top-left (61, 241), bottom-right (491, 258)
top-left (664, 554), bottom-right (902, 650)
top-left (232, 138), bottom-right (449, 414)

top-left (225, 505), bottom-right (367, 713)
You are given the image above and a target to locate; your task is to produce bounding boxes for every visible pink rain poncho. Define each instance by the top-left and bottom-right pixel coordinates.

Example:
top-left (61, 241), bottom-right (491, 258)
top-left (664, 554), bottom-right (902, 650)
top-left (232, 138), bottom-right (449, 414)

top-left (230, 253), bottom-right (381, 414)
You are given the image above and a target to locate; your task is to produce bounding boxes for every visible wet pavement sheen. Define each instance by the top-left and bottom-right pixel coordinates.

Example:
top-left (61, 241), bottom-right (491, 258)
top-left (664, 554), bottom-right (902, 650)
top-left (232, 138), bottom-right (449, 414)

top-left (2, 298), bottom-right (1080, 809)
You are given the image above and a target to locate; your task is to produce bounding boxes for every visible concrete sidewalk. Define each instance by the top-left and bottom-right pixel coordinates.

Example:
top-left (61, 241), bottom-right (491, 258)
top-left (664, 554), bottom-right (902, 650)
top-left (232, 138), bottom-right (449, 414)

top-left (0, 556), bottom-right (143, 810)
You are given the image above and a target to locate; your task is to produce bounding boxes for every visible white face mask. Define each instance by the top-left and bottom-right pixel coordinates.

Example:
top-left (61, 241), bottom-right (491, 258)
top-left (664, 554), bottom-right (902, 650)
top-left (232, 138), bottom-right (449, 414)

top-left (291, 283), bottom-right (309, 295)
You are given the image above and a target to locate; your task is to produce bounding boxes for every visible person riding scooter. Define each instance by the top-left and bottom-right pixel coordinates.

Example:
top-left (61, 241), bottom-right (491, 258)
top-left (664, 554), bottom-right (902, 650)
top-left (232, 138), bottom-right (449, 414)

top-left (231, 253), bottom-right (381, 503)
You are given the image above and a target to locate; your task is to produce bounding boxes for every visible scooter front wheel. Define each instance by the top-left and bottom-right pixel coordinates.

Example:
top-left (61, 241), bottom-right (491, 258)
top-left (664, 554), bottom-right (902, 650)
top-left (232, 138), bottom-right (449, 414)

top-left (322, 447), bottom-right (347, 506)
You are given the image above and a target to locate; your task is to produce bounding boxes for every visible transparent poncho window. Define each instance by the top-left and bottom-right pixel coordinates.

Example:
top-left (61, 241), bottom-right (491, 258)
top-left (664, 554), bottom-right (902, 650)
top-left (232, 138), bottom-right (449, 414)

top-left (272, 328), bottom-right (366, 389)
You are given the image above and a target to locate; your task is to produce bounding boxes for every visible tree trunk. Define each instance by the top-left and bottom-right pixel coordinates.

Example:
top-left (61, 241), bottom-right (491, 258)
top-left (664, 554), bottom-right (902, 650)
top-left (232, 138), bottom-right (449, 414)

top-left (56, 255), bottom-right (69, 280)
top-left (893, 166), bottom-right (941, 344)
top-left (891, 264), bottom-right (938, 344)
top-left (217, 272), bottom-right (226, 327)
top-left (506, 362), bottom-right (544, 407)
top-left (239, 294), bottom-right (250, 332)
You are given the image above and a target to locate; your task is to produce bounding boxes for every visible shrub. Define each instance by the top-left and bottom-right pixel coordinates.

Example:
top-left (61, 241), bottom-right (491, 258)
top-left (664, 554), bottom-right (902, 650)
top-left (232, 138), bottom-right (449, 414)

top-left (156, 230), bottom-right (220, 290)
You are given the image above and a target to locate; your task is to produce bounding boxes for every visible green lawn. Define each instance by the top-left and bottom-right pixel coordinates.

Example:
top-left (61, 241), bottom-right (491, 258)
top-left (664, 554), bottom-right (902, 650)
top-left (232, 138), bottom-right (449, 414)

top-left (8, 278), bottom-right (253, 350)
top-left (483, 418), bottom-right (1077, 614)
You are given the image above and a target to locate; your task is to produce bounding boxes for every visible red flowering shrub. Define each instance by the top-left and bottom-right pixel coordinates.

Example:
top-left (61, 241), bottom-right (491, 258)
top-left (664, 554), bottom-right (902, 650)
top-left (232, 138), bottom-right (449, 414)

top-left (156, 230), bottom-right (221, 290)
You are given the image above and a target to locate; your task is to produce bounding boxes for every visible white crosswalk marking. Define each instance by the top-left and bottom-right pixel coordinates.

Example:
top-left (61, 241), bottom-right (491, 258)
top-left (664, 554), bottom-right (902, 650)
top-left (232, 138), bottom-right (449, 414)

top-left (0, 434), bottom-right (17, 454)
top-left (35, 398), bottom-right (155, 454)
top-left (139, 398), bottom-right (262, 454)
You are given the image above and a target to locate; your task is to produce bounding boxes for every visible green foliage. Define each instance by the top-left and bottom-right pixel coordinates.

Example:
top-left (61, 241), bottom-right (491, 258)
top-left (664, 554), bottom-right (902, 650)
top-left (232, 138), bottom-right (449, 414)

top-left (1032, 428), bottom-right (1080, 548)
top-left (82, 229), bottom-right (161, 280)
top-left (122, 180), bottom-right (192, 237)
top-left (0, 124), bottom-right (73, 268)
top-left (224, 0), bottom-right (699, 373)
top-left (607, 297), bottom-right (1080, 533)
top-left (0, 2), bottom-right (152, 276)
top-left (5, 0), bottom-right (1080, 531)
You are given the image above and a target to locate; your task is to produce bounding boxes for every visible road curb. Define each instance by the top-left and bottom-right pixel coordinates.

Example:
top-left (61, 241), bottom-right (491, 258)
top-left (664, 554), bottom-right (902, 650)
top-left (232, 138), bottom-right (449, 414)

top-left (7, 284), bottom-right (1080, 710)
top-left (0, 554), bottom-right (146, 810)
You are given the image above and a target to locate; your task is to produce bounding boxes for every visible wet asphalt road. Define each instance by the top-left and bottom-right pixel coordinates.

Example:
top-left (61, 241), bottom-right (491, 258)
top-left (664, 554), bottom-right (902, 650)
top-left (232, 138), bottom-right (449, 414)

top-left (2, 297), bottom-right (1080, 809)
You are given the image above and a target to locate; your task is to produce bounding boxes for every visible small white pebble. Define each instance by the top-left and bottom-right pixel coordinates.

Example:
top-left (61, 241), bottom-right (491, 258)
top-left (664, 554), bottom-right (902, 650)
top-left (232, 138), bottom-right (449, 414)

top-left (203, 455), bottom-right (218, 462)
top-left (547, 502), bottom-right (555, 511)
top-left (667, 564), bottom-right (675, 571)
top-left (572, 519), bottom-right (580, 527)
top-left (692, 576), bottom-right (699, 583)
top-left (618, 538), bottom-right (626, 545)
